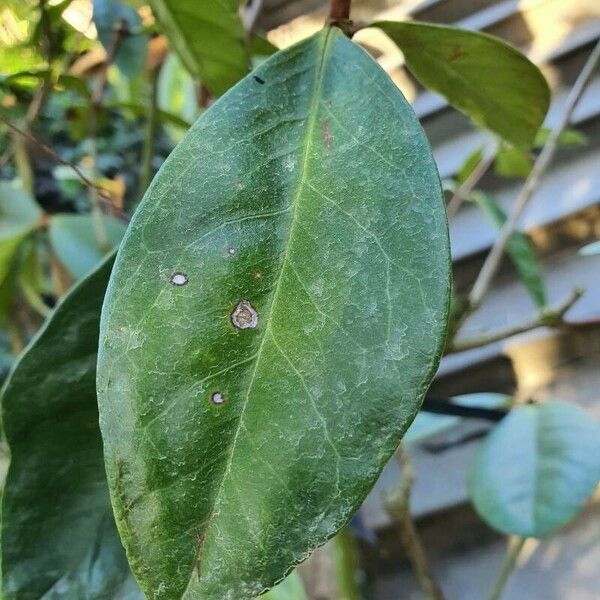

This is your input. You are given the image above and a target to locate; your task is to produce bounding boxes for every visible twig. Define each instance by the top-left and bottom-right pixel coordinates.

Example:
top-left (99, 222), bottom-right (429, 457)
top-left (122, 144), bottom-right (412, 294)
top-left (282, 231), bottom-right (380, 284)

top-left (329, 0), bottom-right (351, 20)
top-left (448, 288), bottom-right (583, 353)
top-left (140, 64), bottom-right (161, 194)
top-left (489, 536), bottom-right (527, 600)
top-left (384, 445), bottom-right (446, 600)
top-left (446, 147), bottom-right (496, 219)
top-left (0, 114), bottom-right (124, 215)
top-left (468, 40), bottom-right (600, 311)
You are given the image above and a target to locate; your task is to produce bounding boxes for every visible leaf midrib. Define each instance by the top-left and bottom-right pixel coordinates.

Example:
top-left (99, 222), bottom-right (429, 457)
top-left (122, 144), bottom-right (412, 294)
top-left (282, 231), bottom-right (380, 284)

top-left (182, 27), bottom-right (336, 595)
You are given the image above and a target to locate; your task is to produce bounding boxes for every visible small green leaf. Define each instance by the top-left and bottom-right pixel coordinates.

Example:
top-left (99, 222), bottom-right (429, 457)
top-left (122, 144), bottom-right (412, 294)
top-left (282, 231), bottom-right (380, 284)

top-left (0, 180), bottom-right (42, 285)
top-left (1, 254), bottom-right (142, 599)
top-left (580, 240), bottom-right (600, 256)
top-left (97, 28), bottom-right (450, 599)
top-left (494, 144), bottom-right (533, 178)
top-left (371, 21), bottom-right (550, 148)
top-left (261, 571), bottom-right (307, 600)
top-left (468, 401), bottom-right (600, 537)
top-left (93, 0), bottom-right (148, 77)
top-left (148, 0), bottom-right (248, 96)
top-left (456, 147), bottom-right (483, 185)
top-left (48, 213), bottom-right (126, 279)
top-left (471, 191), bottom-right (546, 308)
top-left (534, 127), bottom-right (587, 148)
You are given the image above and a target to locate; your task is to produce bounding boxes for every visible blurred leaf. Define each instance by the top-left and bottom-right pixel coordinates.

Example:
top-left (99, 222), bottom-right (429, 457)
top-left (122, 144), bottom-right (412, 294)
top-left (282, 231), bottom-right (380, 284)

top-left (92, 0), bottom-right (148, 77)
top-left (405, 393), bottom-right (510, 444)
top-left (1, 254), bottom-right (143, 599)
top-left (48, 213), bottom-right (126, 279)
top-left (0, 180), bottom-right (42, 285)
top-left (18, 238), bottom-right (50, 317)
top-left (535, 127), bottom-right (587, 148)
top-left (494, 144), bottom-right (533, 178)
top-left (261, 571), bottom-right (307, 600)
top-left (472, 191), bottom-right (546, 308)
top-left (148, 0), bottom-right (248, 96)
top-left (456, 147), bottom-right (483, 184)
top-left (371, 21), bottom-right (549, 148)
top-left (112, 100), bottom-right (192, 129)
top-left (580, 240), bottom-right (600, 256)
top-left (469, 401), bottom-right (600, 537)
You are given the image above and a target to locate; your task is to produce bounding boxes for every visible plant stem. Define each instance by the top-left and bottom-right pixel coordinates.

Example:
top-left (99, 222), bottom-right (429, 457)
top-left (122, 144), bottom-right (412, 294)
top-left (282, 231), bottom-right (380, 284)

top-left (384, 445), bottom-right (445, 600)
top-left (468, 40), bottom-right (600, 311)
top-left (446, 146), bottom-right (497, 218)
top-left (489, 536), bottom-right (527, 600)
top-left (140, 65), bottom-right (161, 194)
top-left (332, 527), bottom-right (362, 600)
top-left (448, 287), bottom-right (583, 353)
top-left (329, 0), bottom-right (351, 21)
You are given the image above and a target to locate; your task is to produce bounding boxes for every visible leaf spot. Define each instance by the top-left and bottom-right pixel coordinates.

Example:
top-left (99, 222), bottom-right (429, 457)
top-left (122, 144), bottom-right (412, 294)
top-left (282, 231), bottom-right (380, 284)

top-left (210, 392), bottom-right (225, 405)
top-left (231, 300), bottom-right (258, 330)
top-left (322, 119), bottom-right (332, 151)
top-left (253, 75), bottom-right (265, 84)
top-left (227, 247), bottom-right (236, 256)
top-left (170, 272), bottom-right (188, 286)
top-left (447, 45), bottom-right (467, 62)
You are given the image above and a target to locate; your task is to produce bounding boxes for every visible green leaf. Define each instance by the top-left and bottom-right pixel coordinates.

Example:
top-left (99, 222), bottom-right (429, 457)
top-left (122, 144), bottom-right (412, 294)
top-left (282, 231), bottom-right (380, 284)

top-left (456, 147), bottom-right (483, 185)
top-left (471, 191), bottom-right (546, 308)
top-left (48, 213), bottom-right (126, 279)
top-left (494, 144), bottom-right (533, 178)
top-left (580, 240), bottom-right (600, 256)
top-left (1, 254), bottom-right (143, 599)
top-left (534, 127), bottom-right (587, 148)
top-left (261, 571), bottom-right (307, 600)
top-left (371, 21), bottom-right (550, 148)
top-left (97, 27), bottom-right (450, 599)
top-left (148, 0), bottom-right (248, 96)
top-left (0, 180), bottom-right (42, 285)
top-left (468, 401), bottom-right (600, 537)
top-left (93, 0), bottom-right (148, 77)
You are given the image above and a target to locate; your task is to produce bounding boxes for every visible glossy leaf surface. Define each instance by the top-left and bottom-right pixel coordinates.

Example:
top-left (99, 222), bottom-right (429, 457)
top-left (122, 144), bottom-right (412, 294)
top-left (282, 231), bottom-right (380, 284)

top-left (1, 254), bottom-right (142, 599)
top-left (472, 191), bottom-right (546, 308)
top-left (98, 27), bottom-right (450, 599)
top-left (148, 0), bottom-right (247, 96)
top-left (469, 401), bottom-right (600, 537)
top-left (371, 21), bottom-right (550, 148)
top-left (49, 213), bottom-right (126, 279)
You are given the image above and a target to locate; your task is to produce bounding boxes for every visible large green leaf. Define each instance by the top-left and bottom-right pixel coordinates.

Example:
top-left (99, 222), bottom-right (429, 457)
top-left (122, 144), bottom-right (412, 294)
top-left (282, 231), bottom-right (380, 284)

top-left (97, 27), bottom-right (450, 599)
top-left (370, 21), bottom-right (550, 148)
top-left (148, 0), bottom-right (248, 97)
top-left (0, 254), bottom-right (142, 599)
top-left (468, 401), bottom-right (600, 537)
top-left (48, 213), bottom-right (126, 279)
top-left (471, 191), bottom-right (546, 308)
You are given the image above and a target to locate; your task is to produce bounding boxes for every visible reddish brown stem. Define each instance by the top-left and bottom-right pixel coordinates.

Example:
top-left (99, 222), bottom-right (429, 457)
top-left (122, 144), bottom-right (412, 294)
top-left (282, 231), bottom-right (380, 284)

top-left (329, 0), bottom-right (351, 21)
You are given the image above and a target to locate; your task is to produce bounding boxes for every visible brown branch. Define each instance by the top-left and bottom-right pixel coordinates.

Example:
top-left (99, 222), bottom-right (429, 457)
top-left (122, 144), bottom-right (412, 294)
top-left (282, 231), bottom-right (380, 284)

top-left (329, 0), bottom-right (351, 20)
top-left (384, 445), bottom-right (446, 600)
top-left (0, 114), bottom-right (127, 218)
top-left (468, 40), bottom-right (600, 311)
top-left (448, 288), bottom-right (584, 353)
top-left (446, 147), bottom-right (496, 219)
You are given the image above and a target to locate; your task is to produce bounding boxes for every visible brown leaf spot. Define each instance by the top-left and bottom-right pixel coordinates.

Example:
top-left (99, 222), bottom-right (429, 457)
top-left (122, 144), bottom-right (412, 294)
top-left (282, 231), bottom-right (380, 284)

top-left (231, 300), bottom-right (258, 330)
top-left (322, 119), bottom-right (332, 151)
top-left (447, 45), bottom-right (467, 62)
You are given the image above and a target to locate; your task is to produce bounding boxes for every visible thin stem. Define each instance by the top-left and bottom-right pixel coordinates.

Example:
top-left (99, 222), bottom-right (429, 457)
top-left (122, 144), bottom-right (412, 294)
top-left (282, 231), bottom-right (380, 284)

top-left (0, 114), bottom-right (124, 216)
top-left (140, 65), bottom-right (161, 194)
top-left (489, 537), bottom-right (527, 600)
top-left (448, 288), bottom-right (583, 353)
top-left (468, 40), bottom-right (600, 311)
top-left (446, 147), bottom-right (497, 219)
top-left (329, 0), bottom-right (351, 21)
top-left (384, 445), bottom-right (446, 600)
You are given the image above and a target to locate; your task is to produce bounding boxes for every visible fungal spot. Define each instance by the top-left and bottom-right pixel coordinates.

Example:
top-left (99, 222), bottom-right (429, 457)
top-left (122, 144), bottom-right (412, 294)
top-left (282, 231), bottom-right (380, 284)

top-left (170, 272), bottom-right (188, 286)
top-left (253, 75), bottom-right (265, 84)
top-left (227, 247), bottom-right (236, 256)
top-left (254, 271), bottom-right (262, 279)
top-left (447, 45), bottom-right (467, 62)
top-left (211, 391), bottom-right (225, 405)
top-left (231, 300), bottom-right (258, 330)
top-left (322, 119), bottom-right (332, 151)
